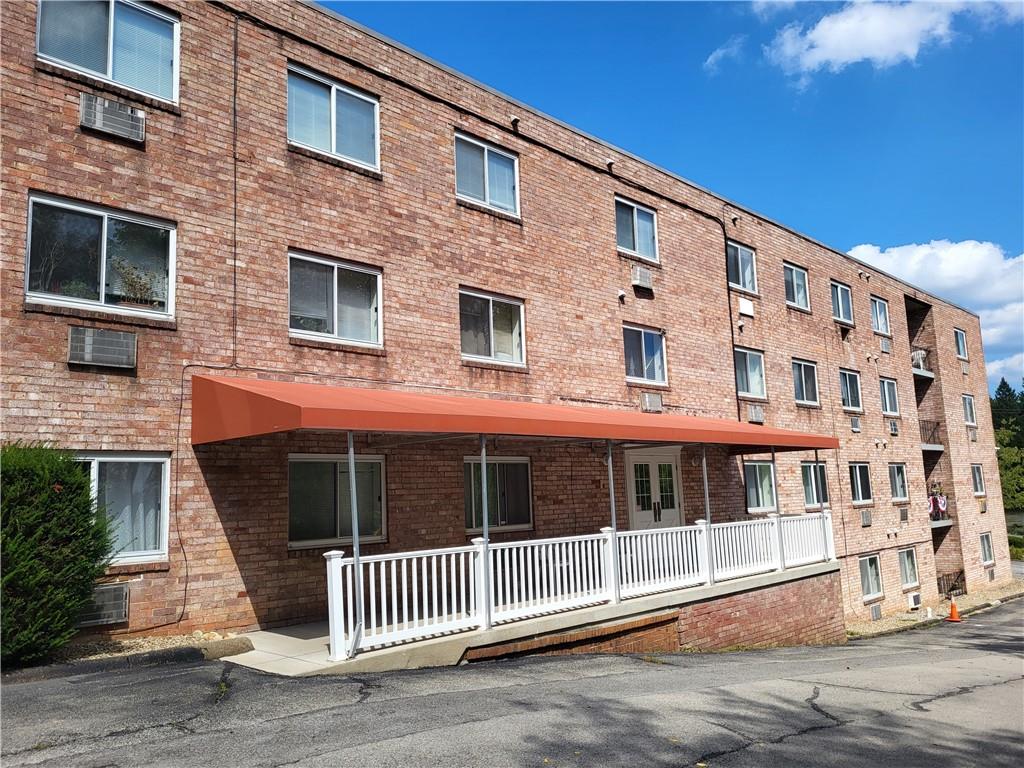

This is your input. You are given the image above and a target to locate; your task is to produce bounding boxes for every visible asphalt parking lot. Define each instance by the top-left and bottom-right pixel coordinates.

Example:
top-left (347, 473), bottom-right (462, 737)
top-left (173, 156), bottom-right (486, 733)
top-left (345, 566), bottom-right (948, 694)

top-left (2, 599), bottom-right (1022, 767)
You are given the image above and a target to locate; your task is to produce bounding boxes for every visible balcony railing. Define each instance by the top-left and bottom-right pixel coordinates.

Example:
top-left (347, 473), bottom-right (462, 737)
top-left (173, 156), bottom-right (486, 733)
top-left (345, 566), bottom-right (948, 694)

top-left (323, 512), bottom-right (836, 661)
top-left (911, 347), bottom-right (931, 373)
top-left (920, 419), bottom-right (943, 445)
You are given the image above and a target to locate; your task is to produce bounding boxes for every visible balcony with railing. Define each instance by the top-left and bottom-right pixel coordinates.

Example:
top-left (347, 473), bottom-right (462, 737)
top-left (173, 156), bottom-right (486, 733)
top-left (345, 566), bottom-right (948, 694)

top-left (920, 419), bottom-right (945, 450)
top-left (911, 347), bottom-right (934, 379)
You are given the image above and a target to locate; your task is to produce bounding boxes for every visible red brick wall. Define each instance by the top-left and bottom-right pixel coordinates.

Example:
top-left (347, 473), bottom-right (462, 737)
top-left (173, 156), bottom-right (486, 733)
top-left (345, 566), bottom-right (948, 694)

top-left (678, 570), bottom-right (846, 651)
top-left (0, 0), bottom-right (1009, 635)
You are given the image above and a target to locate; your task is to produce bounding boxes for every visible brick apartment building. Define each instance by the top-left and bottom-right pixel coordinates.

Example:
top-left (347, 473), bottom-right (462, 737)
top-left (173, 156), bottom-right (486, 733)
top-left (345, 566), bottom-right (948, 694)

top-left (0, 0), bottom-right (1012, 640)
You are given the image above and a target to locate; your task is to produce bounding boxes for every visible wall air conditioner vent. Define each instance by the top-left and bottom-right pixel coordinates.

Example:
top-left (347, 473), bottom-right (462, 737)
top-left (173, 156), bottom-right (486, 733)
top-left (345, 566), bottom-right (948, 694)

top-left (988, 569), bottom-right (995, 582)
top-left (850, 415), bottom-right (861, 433)
top-left (907, 592), bottom-right (922, 610)
top-left (888, 419), bottom-right (900, 436)
top-left (80, 93), bottom-right (146, 143)
top-left (869, 603), bottom-right (882, 621)
top-left (68, 327), bottom-right (137, 368)
top-left (860, 508), bottom-right (872, 527)
top-left (630, 264), bottom-right (653, 290)
top-left (747, 403), bottom-right (765, 424)
top-left (879, 337), bottom-right (891, 354)
top-left (78, 582), bottom-right (129, 627)
top-left (639, 391), bottom-right (663, 413)
top-left (899, 506), bottom-right (908, 523)
top-left (961, 361), bottom-right (970, 376)
top-left (979, 498), bottom-right (987, 513)
top-left (967, 426), bottom-right (978, 442)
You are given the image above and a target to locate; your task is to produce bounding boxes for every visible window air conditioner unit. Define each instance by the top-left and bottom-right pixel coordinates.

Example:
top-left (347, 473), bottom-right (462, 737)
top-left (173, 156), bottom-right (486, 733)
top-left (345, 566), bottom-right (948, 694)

top-left (747, 403), bottom-right (765, 424)
top-left (899, 506), bottom-right (909, 523)
top-left (961, 361), bottom-right (970, 376)
top-left (68, 327), bottom-right (137, 368)
top-left (967, 426), bottom-right (978, 442)
top-left (78, 582), bottom-right (129, 627)
top-left (879, 337), bottom-right (891, 354)
top-left (850, 416), bottom-right (861, 433)
top-left (860, 508), bottom-right (872, 527)
top-left (639, 391), bottom-right (663, 413)
top-left (630, 264), bottom-right (653, 290)
top-left (869, 604), bottom-right (882, 621)
top-left (80, 93), bottom-right (146, 143)
top-left (888, 419), bottom-right (900, 436)
top-left (907, 592), bottom-right (922, 610)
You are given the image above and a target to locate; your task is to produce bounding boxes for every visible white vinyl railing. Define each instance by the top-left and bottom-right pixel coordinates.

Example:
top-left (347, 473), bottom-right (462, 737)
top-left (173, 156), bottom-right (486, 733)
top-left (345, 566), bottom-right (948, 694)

top-left (324, 511), bottom-right (834, 661)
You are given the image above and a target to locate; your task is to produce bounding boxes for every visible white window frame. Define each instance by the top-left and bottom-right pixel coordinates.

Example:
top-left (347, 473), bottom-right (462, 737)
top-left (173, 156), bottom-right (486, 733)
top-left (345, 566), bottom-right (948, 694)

top-left (979, 532), bottom-right (994, 566)
top-left (463, 456), bottom-right (533, 533)
top-left (859, 553), bottom-right (883, 602)
top-left (734, 346), bottom-right (766, 399)
top-left (792, 358), bottom-right (819, 406)
top-left (454, 133), bottom-right (520, 216)
top-left (830, 280), bottom-right (854, 325)
top-left (839, 369), bottom-right (863, 412)
top-left (743, 461), bottom-right (777, 514)
top-left (287, 251), bottom-right (383, 348)
top-left (623, 323), bottom-right (668, 386)
top-left (35, 0), bottom-right (181, 104)
top-left (962, 394), bottom-right (977, 426)
top-left (25, 194), bottom-right (176, 321)
top-left (888, 463), bottom-right (909, 502)
top-left (614, 196), bottom-right (659, 263)
top-left (783, 262), bottom-right (810, 311)
top-left (879, 377), bottom-right (900, 416)
top-left (898, 547), bottom-right (919, 589)
top-left (458, 288), bottom-right (526, 367)
top-left (287, 453), bottom-right (387, 549)
top-left (77, 452), bottom-right (170, 565)
top-left (801, 461), bottom-right (829, 509)
top-left (971, 464), bottom-right (986, 496)
top-left (726, 241), bottom-right (758, 294)
top-left (849, 462), bottom-right (873, 505)
top-left (954, 327), bottom-right (969, 360)
top-left (870, 295), bottom-right (891, 336)
top-left (286, 64), bottom-right (381, 172)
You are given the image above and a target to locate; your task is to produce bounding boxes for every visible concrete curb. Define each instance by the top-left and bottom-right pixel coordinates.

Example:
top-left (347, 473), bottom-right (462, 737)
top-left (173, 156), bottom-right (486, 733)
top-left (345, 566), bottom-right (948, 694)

top-left (847, 591), bottom-right (1024, 641)
top-left (2, 637), bottom-right (254, 684)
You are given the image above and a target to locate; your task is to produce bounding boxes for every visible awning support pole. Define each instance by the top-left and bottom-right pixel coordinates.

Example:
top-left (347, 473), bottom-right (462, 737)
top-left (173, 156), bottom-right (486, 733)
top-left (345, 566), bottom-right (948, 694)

top-left (770, 446), bottom-right (779, 514)
top-left (701, 446), bottom-right (711, 524)
top-left (347, 430), bottom-right (364, 657)
top-left (603, 440), bottom-right (621, 604)
top-left (477, 434), bottom-right (492, 630)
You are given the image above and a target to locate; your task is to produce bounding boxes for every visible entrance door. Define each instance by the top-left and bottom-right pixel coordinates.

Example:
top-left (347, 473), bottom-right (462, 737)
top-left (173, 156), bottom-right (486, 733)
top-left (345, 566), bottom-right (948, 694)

top-left (625, 452), bottom-right (683, 529)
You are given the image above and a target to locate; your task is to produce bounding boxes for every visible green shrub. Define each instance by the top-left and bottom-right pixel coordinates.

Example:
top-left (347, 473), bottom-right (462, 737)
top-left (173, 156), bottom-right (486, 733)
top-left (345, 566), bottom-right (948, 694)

top-left (1010, 546), bottom-right (1024, 562)
top-left (1008, 534), bottom-right (1024, 549)
top-left (1, 443), bottom-right (112, 665)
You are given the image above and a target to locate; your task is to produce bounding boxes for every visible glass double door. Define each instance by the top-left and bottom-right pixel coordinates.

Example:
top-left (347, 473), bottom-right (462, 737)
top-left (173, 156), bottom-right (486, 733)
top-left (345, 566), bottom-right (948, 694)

top-left (625, 452), bottom-right (682, 529)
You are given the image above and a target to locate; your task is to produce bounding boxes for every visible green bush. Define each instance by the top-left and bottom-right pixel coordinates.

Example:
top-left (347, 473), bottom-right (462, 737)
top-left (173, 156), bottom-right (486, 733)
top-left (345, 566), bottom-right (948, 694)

top-left (1, 443), bottom-right (112, 665)
top-left (1008, 534), bottom-right (1024, 549)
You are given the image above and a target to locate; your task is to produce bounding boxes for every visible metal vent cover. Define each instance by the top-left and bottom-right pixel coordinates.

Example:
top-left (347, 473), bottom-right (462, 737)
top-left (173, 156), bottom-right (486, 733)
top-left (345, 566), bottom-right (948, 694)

top-left (860, 508), bottom-right (872, 527)
top-left (988, 569), bottom-right (995, 582)
top-left (78, 582), bottom-right (129, 627)
top-left (80, 93), bottom-right (146, 142)
top-left (747, 403), bottom-right (765, 424)
top-left (899, 506), bottom-right (909, 523)
top-left (68, 327), bottom-right (137, 368)
top-left (639, 391), bottom-right (663, 413)
top-left (869, 603), bottom-right (882, 621)
top-left (960, 361), bottom-right (970, 376)
top-left (850, 416), bottom-right (861, 433)
top-left (630, 264), bottom-right (653, 290)
top-left (879, 337), bottom-right (891, 354)
top-left (888, 419), bottom-right (900, 436)
top-left (967, 426), bottom-right (978, 442)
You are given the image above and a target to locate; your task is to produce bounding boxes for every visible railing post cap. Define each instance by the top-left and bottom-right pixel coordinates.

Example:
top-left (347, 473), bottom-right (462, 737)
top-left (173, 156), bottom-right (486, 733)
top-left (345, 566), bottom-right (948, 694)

top-left (695, 519), bottom-right (708, 526)
top-left (470, 536), bottom-right (486, 545)
top-left (600, 526), bottom-right (614, 533)
top-left (768, 512), bottom-right (780, 518)
top-left (323, 549), bottom-right (346, 560)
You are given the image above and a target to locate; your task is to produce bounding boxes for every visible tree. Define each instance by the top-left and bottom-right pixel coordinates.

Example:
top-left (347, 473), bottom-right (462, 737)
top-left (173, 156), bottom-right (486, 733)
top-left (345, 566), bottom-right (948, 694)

top-left (992, 379), bottom-right (1024, 516)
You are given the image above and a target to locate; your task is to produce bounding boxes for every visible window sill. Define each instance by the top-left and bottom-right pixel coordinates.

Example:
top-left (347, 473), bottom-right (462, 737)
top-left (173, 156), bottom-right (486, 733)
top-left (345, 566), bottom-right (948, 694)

top-left (36, 60), bottom-right (181, 114)
top-left (105, 560), bottom-right (170, 576)
top-left (957, 356), bottom-right (970, 363)
top-left (873, 330), bottom-right (893, 339)
top-left (288, 538), bottom-right (387, 552)
top-left (24, 300), bottom-right (177, 331)
top-left (982, 561), bottom-right (995, 568)
top-left (853, 501), bottom-right (874, 508)
top-left (626, 379), bottom-right (670, 390)
top-left (456, 197), bottom-right (522, 225)
top-left (728, 285), bottom-right (760, 299)
top-left (786, 303), bottom-right (812, 316)
top-left (795, 401), bottom-right (822, 410)
top-left (892, 498), bottom-right (910, 505)
top-left (842, 407), bottom-right (864, 415)
top-left (286, 144), bottom-right (383, 180)
top-left (882, 413), bottom-right (901, 419)
top-left (289, 334), bottom-right (386, 356)
top-left (617, 250), bottom-right (661, 268)
top-left (462, 358), bottom-right (529, 374)
top-left (737, 394), bottom-right (768, 403)
top-left (901, 583), bottom-right (920, 593)
top-left (973, 493), bottom-right (987, 499)
top-left (833, 318), bottom-right (855, 329)
top-left (862, 594), bottom-right (884, 605)
top-left (466, 525), bottom-right (533, 536)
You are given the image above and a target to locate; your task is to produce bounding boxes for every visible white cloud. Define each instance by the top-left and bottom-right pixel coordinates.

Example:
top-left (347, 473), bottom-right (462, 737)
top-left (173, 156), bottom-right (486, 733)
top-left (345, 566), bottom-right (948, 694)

top-left (752, 1), bottom-right (798, 21)
top-left (850, 239), bottom-right (1024, 390)
top-left (704, 35), bottom-right (747, 74)
top-left (764, 2), bottom-right (1023, 85)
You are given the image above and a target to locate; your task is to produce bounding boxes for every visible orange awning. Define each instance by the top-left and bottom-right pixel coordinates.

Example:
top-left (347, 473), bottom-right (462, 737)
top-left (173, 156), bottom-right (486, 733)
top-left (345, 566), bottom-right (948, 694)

top-left (191, 375), bottom-right (839, 453)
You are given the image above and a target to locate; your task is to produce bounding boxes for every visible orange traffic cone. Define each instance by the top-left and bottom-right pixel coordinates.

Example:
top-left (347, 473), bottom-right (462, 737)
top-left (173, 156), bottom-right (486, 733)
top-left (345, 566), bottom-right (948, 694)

top-left (946, 598), bottom-right (962, 623)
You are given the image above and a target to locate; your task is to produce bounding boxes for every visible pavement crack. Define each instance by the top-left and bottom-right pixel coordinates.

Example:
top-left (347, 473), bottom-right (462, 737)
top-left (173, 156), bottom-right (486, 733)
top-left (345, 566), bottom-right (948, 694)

top-left (906, 675), bottom-right (1023, 712)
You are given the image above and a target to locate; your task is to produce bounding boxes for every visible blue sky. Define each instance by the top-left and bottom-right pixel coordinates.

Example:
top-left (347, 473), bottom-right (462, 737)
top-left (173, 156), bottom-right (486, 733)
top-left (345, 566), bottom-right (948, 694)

top-left (325, 1), bottom-right (1024, 391)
